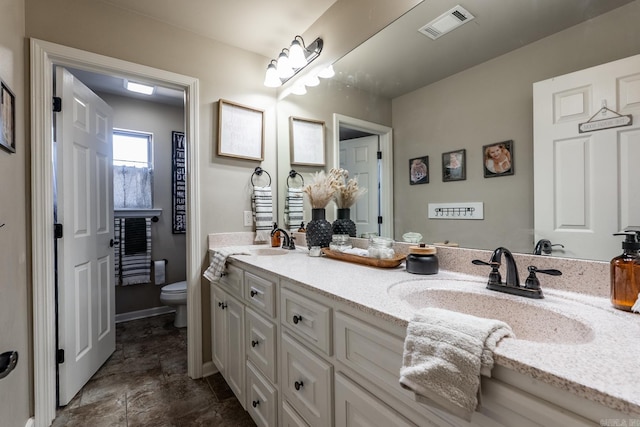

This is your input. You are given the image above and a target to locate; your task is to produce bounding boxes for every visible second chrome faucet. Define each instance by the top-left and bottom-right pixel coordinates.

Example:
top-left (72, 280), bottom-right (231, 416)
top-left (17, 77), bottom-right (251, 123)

top-left (472, 246), bottom-right (561, 299)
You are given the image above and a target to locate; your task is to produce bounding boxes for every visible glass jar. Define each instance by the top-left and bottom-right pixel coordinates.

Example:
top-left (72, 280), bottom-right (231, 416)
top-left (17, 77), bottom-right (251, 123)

top-left (329, 234), bottom-right (352, 252)
top-left (368, 236), bottom-right (395, 259)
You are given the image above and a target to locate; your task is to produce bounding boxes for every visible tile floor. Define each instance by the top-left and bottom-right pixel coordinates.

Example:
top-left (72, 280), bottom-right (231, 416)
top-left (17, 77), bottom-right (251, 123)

top-left (52, 314), bottom-right (256, 426)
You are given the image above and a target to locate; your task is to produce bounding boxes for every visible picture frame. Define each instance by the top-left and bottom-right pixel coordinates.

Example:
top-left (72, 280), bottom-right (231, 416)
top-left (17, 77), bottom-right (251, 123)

top-left (217, 99), bottom-right (264, 161)
top-left (409, 155), bottom-right (429, 185)
top-left (0, 81), bottom-right (16, 153)
top-left (171, 131), bottom-right (187, 234)
top-left (442, 149), bottom-right (466, 182)
top-left (290, 116), bottom-right (325, 166)
top-left (483, 140), bottom-right (514, 178)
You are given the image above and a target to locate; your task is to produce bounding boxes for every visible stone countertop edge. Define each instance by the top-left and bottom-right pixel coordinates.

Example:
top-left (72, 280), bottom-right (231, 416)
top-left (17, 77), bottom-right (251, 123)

top-left (207, 234), bottom-right (639, 417)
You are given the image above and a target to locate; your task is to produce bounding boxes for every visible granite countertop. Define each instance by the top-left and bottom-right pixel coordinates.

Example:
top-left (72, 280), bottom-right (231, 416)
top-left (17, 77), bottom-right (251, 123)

top-left (208, 241), bottom-right (640, 417)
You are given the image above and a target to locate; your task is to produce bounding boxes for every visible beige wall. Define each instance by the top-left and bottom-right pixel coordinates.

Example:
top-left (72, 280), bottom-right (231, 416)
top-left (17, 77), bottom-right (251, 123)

top-left (392, 1), bottom-right (640, 253)
top-left (97, 92), bottom-right (186, 315)
top-left (0, 0), bottom-right (31, 425)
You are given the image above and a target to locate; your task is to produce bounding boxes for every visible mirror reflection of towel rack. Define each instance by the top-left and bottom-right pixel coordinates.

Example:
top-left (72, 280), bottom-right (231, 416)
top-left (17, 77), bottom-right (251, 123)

top-left (287, 169), bottom-right (304, 188)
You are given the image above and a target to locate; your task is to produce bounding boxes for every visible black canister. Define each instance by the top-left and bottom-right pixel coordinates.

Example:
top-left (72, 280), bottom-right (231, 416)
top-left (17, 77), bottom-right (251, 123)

top-left (406, 244), bottom-right (439, 275)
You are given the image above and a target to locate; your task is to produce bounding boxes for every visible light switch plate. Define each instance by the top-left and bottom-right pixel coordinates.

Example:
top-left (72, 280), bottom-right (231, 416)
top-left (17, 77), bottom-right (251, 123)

top-left (243, 211), bottom-right (253, 226)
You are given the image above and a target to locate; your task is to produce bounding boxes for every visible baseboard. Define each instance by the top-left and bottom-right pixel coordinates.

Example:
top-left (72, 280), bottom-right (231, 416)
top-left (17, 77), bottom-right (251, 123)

top-left (25, 417), bottom-right (34, 427)
top-left (202, 360), bottom-right (219, 378)
top-left (115, 306), bottom-right (175, 323)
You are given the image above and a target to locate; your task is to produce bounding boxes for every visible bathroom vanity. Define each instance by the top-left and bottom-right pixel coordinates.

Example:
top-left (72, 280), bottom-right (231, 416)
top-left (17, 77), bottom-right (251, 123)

top-left (207, 239), bottom-right (639, 427)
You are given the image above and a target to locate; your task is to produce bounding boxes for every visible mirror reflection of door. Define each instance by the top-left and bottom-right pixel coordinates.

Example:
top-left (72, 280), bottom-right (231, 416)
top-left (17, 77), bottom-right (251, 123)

top-left (339, 132), bottom-right (379, 237)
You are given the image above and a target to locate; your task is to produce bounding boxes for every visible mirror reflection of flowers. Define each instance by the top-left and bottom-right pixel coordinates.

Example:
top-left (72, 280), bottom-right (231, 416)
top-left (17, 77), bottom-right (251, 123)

top-left (302, 170), bottom-right (339, 208)
top-left (331, 168), bottom-right (367, 208)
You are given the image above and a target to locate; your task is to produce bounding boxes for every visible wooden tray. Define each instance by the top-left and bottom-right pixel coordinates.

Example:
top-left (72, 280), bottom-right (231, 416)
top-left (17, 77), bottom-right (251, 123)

top-left (321, 248), bottom-right (406, 268)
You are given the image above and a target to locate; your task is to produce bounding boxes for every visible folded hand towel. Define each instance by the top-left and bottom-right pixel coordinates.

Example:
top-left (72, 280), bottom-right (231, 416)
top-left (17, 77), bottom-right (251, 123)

top-left (399, 307), bottom-right (514, 421)
top-left (203, 246), bottom-right (251, 281)
top-left (284, 187), bottom-right (304, 231)
top-left (252, 186), bottom-right (273, 243)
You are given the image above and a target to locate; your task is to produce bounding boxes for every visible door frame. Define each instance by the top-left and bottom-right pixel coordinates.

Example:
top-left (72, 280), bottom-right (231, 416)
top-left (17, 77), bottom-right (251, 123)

top-left (333, 114), bottom-right (393, 238)
top-left (30, 38), bottom-right (202, 426)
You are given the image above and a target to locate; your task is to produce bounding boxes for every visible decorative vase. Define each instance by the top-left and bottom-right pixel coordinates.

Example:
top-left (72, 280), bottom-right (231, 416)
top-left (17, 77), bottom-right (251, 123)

top-left (306, 208), bottom-right (333, 249)
top-left (332, 208), bottom-right (356, 237)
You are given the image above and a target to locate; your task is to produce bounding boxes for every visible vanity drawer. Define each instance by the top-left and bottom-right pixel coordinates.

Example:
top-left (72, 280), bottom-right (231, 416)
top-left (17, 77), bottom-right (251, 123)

top-left (217, 262), bottom-right (243, 298)
top-left (281, 286), bottom-right (331, 355)
top-left (246, 307), bottom-right (277, 383)
top-left (281, 333), bottom-right (333, 427)
top-left (246, 361), bottom-right (278, 427)
top-left (245, 271), bottom-right (277, 318)
top-left (282, 401), bottom-right (310, 427)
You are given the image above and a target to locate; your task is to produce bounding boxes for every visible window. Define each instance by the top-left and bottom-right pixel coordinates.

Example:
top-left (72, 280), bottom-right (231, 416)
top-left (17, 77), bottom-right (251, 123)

top-left (113, 130), bottom-right (153, 209)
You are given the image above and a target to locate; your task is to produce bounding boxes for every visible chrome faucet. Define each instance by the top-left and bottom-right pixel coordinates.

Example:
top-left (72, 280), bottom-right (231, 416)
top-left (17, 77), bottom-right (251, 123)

top-left (472, 246), bottom-right (560, 299)
top-left (272, 228), bottom-right (296, 250)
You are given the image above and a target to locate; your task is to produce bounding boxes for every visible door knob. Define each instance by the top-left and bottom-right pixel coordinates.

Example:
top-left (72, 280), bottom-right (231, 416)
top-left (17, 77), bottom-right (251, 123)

top-left (0, 351), bottom-right (18, 380)
top-left (110, 239), bottom-right (120, 247)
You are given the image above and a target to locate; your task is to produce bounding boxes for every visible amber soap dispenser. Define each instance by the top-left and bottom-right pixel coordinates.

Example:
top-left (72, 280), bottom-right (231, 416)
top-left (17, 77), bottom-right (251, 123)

top-left (610, 232), bottom-right (640, 312)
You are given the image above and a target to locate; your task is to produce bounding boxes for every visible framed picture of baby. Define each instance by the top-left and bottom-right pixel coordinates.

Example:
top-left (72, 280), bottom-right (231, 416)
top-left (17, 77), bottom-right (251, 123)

top-left (409, 155), bottom-right (429, 185)
top-left (442, 149), bottom-right (466, 182)
top-left (483, 140), bottom-right (514, 178)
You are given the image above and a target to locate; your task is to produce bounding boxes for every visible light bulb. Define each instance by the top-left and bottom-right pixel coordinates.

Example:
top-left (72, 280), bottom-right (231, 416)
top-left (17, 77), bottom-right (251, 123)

top-left (264, 63), bottom-right (281, 87)
top-left (291, 84), bottom-right (307, 95)
top-left (276, 51), bottom-right (294, 79)
top-left (318, 64), bottom-right (335, 79)
top-left (289, 39), bottom-right (307, 69)
top-left (304, 74), bottom-right (320, 87)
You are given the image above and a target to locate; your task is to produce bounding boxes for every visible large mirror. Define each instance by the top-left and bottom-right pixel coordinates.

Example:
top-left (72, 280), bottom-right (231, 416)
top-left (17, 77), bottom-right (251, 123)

top-left (277, 0), bottom-right (640, 261)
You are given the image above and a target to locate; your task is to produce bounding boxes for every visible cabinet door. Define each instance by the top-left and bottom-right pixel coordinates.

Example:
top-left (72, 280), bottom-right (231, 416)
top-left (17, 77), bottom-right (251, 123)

top-left (281, 333), bottom-right (332, 427)
top-left (211, 285), bottom-right (228, 375)
top-left (281, 286), bottom-right (332, 355)
top-left (246, 307), bottom-right (278, 383)
top-left (247, 361), bottom-right (278, 427)
top-left (226, 295), bottom-right (246, 408)
top-left (282, 401), bottom-right (310, 427)
top-left (335, 373), bottom-right (417, 427)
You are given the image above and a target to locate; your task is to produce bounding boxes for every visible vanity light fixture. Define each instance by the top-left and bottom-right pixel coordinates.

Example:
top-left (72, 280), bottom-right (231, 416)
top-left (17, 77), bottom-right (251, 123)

top-left (264, 35), bottom-right (323, 88)
top-left (125, 80), bottom-right (155, 95)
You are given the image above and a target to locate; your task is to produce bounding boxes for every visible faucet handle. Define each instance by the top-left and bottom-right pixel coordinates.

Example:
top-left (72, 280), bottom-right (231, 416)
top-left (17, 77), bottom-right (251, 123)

top-left (472, 259), bottom-right (502, 285)
top-left (525, 266), bottom-right (562, 290)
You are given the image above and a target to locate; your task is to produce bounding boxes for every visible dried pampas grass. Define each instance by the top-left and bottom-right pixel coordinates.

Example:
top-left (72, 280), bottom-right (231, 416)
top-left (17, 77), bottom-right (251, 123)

top-left (331, 168), bottom-right (367, 208)
top-left (303, 170), bottom-right (339, 208)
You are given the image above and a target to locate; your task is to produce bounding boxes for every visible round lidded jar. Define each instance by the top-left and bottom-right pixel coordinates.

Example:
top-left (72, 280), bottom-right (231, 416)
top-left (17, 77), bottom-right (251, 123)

top-left (329, 234), bottom-right (352, 252)
top-left (368, 236), bottom-right (395, 259)
top-left (406, 244), bottom-right (438, 275)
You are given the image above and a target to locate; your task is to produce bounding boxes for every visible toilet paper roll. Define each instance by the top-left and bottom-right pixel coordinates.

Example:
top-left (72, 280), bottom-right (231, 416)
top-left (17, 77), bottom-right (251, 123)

top-left (154, 260), bottom-right (166, 285)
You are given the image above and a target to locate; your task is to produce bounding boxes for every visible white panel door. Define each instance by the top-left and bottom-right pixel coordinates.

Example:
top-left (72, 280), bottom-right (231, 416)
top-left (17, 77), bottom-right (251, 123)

top-left (340, 136), bottom-right (379, 236)
top-left (533, 54), bottom-right (640, 261)
top-left (55, 66), bottom-right (115, 405)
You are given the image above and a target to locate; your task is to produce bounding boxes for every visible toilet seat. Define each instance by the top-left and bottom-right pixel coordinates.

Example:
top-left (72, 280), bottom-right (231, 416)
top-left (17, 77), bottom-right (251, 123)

top-left (161, 281), bottom-right (187, 294)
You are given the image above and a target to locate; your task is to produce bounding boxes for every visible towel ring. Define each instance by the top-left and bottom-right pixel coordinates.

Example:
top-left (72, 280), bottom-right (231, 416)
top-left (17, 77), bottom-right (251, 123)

top-left (287, 170), bottom-right (304, 188)
top-left (251, 167), bottom-right (271, 187)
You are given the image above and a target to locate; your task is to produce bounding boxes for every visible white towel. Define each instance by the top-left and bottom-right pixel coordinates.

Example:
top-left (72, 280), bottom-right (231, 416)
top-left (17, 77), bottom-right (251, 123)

top-left (203, 246), bottom-right (251, 282)
top-left (284, 187), bottom-right (304, 231)
top-left (252, 186), bottom-right (273, 242)
top-left (399, 308), bottom-right (514, 421)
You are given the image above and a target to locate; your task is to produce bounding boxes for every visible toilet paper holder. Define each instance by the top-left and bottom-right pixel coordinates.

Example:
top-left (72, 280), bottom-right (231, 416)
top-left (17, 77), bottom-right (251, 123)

top-left (152, 259), bottom-right (168, 266)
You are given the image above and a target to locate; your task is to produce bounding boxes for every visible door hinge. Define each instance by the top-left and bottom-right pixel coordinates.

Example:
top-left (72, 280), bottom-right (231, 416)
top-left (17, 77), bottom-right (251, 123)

top-left (377, 151), bottom-right (382, 160)
top-left (53, 97), bottom-right (62, 112)
top-left (378, 216), bottom-right (383, 224)
top-left (54, 223), bottom-right (63, 239)
top-left (57, 349), bottom-right (64, 364)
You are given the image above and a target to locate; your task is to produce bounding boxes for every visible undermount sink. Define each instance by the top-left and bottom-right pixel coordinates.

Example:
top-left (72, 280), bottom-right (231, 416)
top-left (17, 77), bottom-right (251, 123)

top-left (251, 247), bottom-right (289, 256)
top-left (388, 280), bottom-right (595, 345)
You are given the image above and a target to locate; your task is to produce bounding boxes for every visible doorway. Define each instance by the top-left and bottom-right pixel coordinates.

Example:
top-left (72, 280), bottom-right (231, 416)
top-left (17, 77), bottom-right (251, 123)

top-left (31, 38), bottom-right (202, 427)
top-left (333, 114), bottom-right (394, 238)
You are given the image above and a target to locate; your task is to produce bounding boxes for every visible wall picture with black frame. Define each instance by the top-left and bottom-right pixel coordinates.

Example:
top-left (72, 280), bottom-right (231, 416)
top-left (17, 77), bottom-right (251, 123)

top-left (0, 81), bottom-right (16, 153)
top-left (409, 155), bottom-right (429, 185)
top-left (172, 131), bottom-right (187, 233)
top-left (483, 140), bottom-right (514, 178)
top-left (442, 149), bottom-right (466, 182)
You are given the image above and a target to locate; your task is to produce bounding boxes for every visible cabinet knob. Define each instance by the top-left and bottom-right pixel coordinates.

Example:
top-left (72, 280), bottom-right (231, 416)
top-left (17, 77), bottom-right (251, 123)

top-left (294, 380), bottom-right (304, 391)
top-left (250, 289), bottom-right (258, 297)
top-left (252, 400), bottom-right (260, 408)
top-left (251, 340), bottom-right (259, 348)
top-left (218, 302), bottom-right (227, 309)
top-left (220, 272), bottom-right (228, 277)
top-left (292, 314), bottom-right (302, 324)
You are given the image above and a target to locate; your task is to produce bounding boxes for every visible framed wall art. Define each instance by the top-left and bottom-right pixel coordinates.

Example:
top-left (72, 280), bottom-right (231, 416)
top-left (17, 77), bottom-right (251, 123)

top-left (442, 149), bottom-right (466, 182)
top-left (217, 99), bottom-right (264, 161)
top-left (483, 140), bottom-right (514, 178)
top-left (409, 155), bottom-right (429, 185)
top-left (0, 81), bottom-right (16, 153)
top-left (290, 116), bottom-right (325, 166)
top-left (171, 131), bottom-right (187, 234)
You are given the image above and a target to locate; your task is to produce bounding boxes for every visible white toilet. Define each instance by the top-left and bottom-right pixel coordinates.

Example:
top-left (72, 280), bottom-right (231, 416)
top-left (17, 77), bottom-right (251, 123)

top-left (160, 281), bottom-right (187, 328)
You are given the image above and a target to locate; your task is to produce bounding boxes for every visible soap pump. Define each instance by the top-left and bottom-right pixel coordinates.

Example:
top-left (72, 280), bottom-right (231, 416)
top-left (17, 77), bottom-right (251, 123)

top-left (271, 222), bottom-right (281, 247)
top-left (610, 232), bottom-right (640, 312)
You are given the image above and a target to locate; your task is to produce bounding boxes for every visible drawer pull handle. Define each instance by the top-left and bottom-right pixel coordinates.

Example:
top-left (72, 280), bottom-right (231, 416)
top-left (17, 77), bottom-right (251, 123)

top-left (292, 315), bottom-right (302, 324)
top-left (294, 380), bottom-right (304, 391)
top-left (218, 302), bottom-right (227, 309)
top-left (251, 340), bottom-right (259, 348)
top-left (220, 272), bottom-right (228, 277)
top-left (252, 400), bottom-right (260, 408)
top-left (250, 289), bottom-right (258, 297)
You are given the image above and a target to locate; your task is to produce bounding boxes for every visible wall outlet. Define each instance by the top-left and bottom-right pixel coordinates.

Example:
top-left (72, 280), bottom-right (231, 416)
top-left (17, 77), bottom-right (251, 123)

top-left (243, 211), bottom-right (253, 227)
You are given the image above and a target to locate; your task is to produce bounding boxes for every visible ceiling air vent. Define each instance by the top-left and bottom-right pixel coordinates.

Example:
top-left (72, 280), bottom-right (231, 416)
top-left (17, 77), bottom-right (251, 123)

top-left (418, 5), bottom-right (475, 40)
